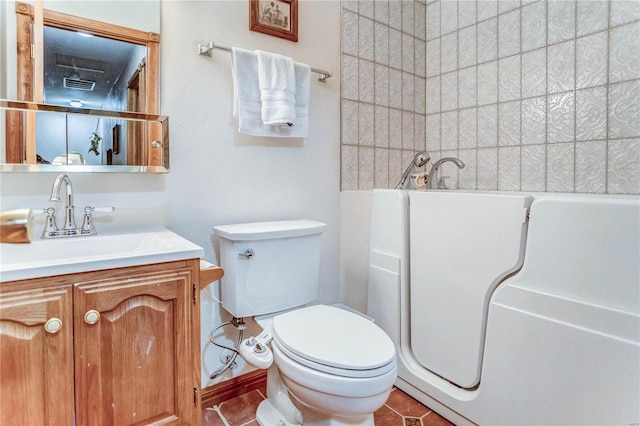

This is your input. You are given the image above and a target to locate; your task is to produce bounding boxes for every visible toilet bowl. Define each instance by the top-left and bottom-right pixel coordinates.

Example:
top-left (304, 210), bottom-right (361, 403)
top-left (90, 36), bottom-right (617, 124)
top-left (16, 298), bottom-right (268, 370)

top-left (213, 221), bottom-right (397, 426)
top-left (256, 304), bottom-right (397, 426)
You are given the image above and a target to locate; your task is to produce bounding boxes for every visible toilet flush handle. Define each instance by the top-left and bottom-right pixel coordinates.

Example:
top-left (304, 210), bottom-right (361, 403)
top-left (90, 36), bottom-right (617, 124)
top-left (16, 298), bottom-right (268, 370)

top-left (238, 248), bottom-right (255, 259)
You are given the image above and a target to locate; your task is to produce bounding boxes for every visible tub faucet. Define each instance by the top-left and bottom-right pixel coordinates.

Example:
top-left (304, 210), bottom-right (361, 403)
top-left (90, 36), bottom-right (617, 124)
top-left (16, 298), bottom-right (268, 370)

top-left (50, 173), bottom-right (77, 231)
top-left (395, 151), bottom-right (431, 189)
top-left (427, 157), bottom-right (465, 189)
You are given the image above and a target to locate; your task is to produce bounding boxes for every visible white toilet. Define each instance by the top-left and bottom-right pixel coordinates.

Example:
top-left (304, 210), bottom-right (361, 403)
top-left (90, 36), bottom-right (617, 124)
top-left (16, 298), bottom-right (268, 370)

top-left (214, 220), bottom-right (397, 426)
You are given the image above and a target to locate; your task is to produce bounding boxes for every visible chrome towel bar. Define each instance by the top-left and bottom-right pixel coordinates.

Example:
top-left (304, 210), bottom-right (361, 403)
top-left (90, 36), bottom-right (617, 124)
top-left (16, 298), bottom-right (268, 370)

top-left (197, 41), bottom-right (332, 82)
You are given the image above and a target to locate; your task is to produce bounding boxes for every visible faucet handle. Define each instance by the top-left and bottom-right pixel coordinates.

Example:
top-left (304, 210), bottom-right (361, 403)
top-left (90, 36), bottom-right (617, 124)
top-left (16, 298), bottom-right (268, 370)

top-left (31, 207), bottom-right (55, 215)
top-left (81, 206), bottom-right (115, 235)
top-left (86, 206), bottom-right (115, 213)
top-left (34, 207), bottom-right (59, 238)
top-left (31, 208), bottom-right (46, 215)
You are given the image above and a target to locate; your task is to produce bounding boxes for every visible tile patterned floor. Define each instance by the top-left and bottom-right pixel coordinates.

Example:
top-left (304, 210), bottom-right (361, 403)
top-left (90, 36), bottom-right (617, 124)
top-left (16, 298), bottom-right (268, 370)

top-left (202, 386), bottom-right (454, 426)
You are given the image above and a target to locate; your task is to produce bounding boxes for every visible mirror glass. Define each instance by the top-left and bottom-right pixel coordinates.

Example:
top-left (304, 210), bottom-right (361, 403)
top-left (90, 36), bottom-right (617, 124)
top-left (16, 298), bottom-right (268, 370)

top-left (1, 100), bottom-right (169, 172)
top-left (0, 0), bottom-right (165, 173)
top-left (43, 26), bottom-right (147, 110)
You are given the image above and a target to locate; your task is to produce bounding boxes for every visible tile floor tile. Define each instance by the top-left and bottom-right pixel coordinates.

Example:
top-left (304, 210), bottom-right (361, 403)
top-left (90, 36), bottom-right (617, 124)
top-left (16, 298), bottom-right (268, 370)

top-left (204, 386), bottom-right (452, 426)
top-left (422, 411), bottom-right (455, 426)
top-left (202, 408), bottom-right (225, 426)
top-left (373, 404), bottom-right (405, 425)
top-left (385, 388), bottom-right (431, 417)
top-left (217, 390), bottom-right (264, 425)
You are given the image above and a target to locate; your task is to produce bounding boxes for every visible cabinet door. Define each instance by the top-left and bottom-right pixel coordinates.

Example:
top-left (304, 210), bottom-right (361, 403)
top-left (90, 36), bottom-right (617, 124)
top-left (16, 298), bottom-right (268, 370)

top-left (0, 285), bottom-right (74, 425)
top-left (74, 268), bottom-right (194, 426)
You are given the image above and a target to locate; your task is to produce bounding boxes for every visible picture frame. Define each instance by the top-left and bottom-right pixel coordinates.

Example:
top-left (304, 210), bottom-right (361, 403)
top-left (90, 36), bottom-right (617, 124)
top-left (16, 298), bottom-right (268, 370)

top-left (249, 0), bottom-right (298, 42)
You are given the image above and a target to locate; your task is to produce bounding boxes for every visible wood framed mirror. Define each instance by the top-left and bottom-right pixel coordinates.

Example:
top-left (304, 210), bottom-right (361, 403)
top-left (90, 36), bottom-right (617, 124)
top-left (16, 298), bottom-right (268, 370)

top-left (3, 1), bottom-right (163, 171)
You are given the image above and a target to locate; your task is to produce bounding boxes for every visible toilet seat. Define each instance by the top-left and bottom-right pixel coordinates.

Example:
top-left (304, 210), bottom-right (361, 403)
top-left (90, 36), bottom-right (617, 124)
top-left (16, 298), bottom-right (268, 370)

top-left (272, 304), bottom-right (396, 379)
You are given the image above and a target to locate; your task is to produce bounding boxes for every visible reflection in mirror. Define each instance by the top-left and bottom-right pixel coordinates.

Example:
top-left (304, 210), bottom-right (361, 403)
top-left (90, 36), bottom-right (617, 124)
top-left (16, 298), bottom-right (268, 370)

top-left (43, 26), bottom-right (147, 111)
top-left (13, 1), bottom-right (159, 112)
top-left (1, 1), bottom-right (163, 172)
top-left (1, 100), bottom-right (169, 173)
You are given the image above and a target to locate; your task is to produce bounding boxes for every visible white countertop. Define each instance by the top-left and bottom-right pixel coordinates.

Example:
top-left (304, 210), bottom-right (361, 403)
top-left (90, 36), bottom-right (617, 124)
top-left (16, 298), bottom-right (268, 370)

top-left (0, 226), bottom-right (204, 282)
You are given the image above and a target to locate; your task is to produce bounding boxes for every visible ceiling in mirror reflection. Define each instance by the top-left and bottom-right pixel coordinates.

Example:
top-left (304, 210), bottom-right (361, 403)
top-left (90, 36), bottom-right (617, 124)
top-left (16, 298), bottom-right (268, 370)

top-left (44, 26), bottom-right (145, 110)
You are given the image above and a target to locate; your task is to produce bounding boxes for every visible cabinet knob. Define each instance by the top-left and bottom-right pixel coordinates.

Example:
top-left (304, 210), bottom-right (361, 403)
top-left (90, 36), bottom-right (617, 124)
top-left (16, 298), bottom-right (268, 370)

top-left (84, 310), bottom-right (100, 325)
top-left (44, 317), bottom-right (63, 334)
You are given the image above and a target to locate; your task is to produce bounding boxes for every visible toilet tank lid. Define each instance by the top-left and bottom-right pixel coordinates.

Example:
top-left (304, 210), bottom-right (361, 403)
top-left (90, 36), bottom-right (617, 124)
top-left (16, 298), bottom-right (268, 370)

top-left (214, 220), bottom-right (327, 241)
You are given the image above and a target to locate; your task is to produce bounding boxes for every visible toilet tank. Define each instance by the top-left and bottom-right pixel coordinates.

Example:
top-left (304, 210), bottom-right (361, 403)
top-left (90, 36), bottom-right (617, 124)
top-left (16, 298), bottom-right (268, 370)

top-left (214, 220), bottom-right (327, 318)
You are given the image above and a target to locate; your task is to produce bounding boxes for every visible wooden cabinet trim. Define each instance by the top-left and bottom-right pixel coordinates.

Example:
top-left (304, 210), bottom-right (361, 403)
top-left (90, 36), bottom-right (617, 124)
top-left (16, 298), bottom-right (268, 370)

top-left (1, 259), bottom-right (196, 288)
top-left (0, 258), bottom-right (201, 425)
top-left (0, 284), bottom-right (75, 425)
top-left (74, 267), bottom-right (193, 425)
top-left (199, 265), bottom-right (224, 290)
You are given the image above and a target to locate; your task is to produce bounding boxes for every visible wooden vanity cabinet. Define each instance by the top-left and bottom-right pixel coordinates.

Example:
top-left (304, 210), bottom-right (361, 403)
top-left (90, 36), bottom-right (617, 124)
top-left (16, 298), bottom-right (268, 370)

top-left (0, 284), bottom-right (75, 425)
top-left (0, 259), bottom-right (201, 426)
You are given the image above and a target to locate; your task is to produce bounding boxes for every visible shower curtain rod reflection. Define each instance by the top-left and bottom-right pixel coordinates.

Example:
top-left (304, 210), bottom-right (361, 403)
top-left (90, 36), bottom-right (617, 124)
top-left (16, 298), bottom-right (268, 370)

top-left (197, 41), bottom-right (332, 82)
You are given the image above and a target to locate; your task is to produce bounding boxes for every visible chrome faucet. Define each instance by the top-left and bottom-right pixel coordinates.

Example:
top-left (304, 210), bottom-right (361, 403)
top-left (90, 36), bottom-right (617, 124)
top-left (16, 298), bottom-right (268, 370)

top-left (395, 151), bottom-right (431, 189)
top-left (427, 157), bottom-right (465, 189)
top-left (42, 173), bottom-right (114, 238)
top-left (50, 173), bottom-right (77, 230)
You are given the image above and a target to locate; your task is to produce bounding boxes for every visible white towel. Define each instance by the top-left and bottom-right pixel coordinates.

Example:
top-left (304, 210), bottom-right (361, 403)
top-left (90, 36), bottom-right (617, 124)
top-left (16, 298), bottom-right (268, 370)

top-left (231, 47), bottom-right (264, 135)
top-left (256, 50), bottom-right (296, 127)
top-left (231, 47), bottom-right (311, 138)
top-left (290, 62), bottom-right (311, 137)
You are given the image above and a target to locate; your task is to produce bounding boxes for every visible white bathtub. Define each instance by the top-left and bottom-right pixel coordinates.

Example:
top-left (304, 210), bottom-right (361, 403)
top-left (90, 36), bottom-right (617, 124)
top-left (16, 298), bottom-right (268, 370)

top-left (367, 190), bottom-right (639, 425)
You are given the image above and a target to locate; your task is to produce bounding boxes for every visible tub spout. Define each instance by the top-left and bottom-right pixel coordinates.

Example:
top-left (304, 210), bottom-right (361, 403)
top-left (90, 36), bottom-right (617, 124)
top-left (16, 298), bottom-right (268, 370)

top-left (427, 157), bottom-right (465, 189)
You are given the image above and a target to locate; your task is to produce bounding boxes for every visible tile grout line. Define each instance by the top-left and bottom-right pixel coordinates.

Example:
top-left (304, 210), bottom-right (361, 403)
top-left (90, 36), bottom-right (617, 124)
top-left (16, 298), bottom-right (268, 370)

top-left (604, 0), bottom-right (612, 193)
top-left (209, 405), bottom-right (232, 426)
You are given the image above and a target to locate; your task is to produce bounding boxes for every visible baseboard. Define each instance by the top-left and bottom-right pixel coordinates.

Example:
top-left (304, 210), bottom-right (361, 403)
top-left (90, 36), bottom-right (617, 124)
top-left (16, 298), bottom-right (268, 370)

top-left (201, 370), bottom-right (267, 408)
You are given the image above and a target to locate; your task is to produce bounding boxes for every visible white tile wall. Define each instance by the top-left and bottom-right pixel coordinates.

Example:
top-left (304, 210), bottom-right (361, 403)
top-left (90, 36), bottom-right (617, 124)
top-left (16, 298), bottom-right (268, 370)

top-left (341, 0), bottom-right (640, 194)
top-left (341, 0), bottom-right (429, 189)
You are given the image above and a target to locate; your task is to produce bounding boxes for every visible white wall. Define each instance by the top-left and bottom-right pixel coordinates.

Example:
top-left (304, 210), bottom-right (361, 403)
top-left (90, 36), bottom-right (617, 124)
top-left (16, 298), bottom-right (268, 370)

top-left (43, 0), bottom-right (161, 33)
top-left (339, 190), bottom-right (372, 313)
top-left (161, 0), bottom-right (341, 387)
top-left (0, 0), bottom-right (341, 388)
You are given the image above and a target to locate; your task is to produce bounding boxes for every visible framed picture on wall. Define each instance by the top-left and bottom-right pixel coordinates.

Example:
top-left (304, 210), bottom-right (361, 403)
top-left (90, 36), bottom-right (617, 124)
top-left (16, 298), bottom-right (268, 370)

top-left (249, 0), bottom-right (298, 42)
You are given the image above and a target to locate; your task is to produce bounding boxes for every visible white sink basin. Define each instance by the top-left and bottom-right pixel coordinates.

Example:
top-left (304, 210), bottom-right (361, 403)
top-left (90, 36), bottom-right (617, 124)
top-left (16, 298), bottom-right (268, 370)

top-left (0, 226), bottom-right (204, 282)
